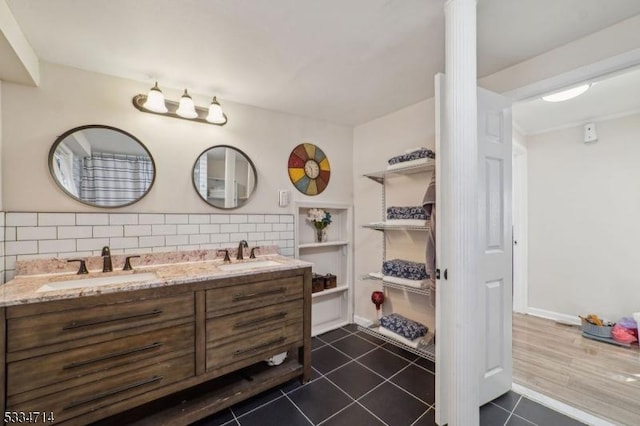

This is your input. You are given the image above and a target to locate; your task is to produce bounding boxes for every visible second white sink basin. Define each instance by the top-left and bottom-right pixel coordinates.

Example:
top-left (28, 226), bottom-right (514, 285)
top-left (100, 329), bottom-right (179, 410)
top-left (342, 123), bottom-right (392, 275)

top-left (218, 260), bottom-right (282, 272)
top-left (37, 272), bottom-right (158, 292)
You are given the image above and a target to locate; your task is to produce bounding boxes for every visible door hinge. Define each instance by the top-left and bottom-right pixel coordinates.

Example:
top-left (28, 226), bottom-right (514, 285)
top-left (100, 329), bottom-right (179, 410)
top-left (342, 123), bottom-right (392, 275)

top-left (435, 269), bottom-right (440, 280)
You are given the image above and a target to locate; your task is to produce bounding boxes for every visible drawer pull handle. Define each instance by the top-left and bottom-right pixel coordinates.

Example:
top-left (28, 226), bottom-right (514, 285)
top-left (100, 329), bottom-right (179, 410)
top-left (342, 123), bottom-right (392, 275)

top-left (63, 342), bottom-right (163, 370)
top-left (63, 375), bottom-right (163, 410)
top-left (234, 312), bottom-right (287, 329)
top-left (233, 337), bottom-right (286, 357)
top-left (232, 287), bottom-right (286, 302)
top-left (62, 309), bottom-right (163, 330)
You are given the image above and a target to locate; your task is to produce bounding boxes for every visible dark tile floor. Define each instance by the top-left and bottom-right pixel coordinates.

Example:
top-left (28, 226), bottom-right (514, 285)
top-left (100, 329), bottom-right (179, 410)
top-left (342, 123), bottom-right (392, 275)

top-left (193, 324), bottom-right (586, 426)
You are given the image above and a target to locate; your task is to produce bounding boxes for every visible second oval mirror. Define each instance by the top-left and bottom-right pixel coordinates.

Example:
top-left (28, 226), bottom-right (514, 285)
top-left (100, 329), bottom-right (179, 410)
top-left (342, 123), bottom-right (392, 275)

top-left (193, 145), bottom-right (257, 209)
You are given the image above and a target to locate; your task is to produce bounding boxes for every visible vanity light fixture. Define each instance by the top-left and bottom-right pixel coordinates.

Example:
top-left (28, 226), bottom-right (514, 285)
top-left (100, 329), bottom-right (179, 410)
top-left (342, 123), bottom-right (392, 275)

top-left (542, 83), bottom-right (591, 102)
top-left (133, 82), bottom-right (228, 126)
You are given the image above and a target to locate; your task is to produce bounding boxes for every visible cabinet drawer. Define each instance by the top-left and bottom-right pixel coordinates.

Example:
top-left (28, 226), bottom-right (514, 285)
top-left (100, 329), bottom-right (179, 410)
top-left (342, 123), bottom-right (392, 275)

top-left (7, 353), bottom-right (194, 425)
top-left (7, 293), bottom-right (194, 352)
top-left (7, 323), bottom-right (194, 397)
top-left (206, 300), bottom-right (302, 345)
top-left (206, 276), bottom-right (302, 317)
top-left (206, 321), bottom-right (302, 370)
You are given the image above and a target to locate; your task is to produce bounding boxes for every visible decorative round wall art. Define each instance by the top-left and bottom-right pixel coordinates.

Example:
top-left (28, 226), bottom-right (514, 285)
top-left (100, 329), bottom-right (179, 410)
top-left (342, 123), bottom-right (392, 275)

top-left (288, 143), bottom-right (330, 195)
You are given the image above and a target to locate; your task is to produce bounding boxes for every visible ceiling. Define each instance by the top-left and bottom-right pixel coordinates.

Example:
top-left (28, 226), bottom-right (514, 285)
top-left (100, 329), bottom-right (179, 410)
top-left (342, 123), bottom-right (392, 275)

top-left (6, 0), bottom-right (640, 125)
top-left (513, 66), bottom-right (640, 135)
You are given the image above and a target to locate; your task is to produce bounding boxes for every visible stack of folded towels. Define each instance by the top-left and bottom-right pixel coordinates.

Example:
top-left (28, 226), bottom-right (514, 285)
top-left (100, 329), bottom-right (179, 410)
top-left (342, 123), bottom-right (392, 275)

top-left (386, 206), bottom-right (428, 226)
top-left (379, 313), bottom-right (434, 350)
top-left (382, 258), bottom-right (429, 288)
top-left (387, 147), bottom-right (436, 170)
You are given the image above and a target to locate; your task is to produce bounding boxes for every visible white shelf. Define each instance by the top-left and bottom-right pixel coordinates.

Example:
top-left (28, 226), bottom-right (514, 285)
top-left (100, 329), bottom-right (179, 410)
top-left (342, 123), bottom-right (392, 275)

top-left (312, 284), bottom-right (349, 298)
top-left (298, 240), bottom-right (349, 249)
top-left (357, 325), bottom-right (435, 361)
top-left (363, 222), bottom-right (429, 231)
top-left (363, 161), bottom-right (435, 184)
top-left (363, 273), bottom-right (431, 296)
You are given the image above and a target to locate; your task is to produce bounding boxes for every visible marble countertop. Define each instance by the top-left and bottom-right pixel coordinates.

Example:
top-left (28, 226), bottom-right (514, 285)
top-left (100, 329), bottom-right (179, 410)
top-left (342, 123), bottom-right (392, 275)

top-left (0, 253), bottom-right (312, 307)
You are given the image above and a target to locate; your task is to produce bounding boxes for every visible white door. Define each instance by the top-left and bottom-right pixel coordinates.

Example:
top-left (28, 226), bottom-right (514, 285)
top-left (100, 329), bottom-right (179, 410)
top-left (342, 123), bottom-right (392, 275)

top-left (435, 74), bottom-right (513, 425)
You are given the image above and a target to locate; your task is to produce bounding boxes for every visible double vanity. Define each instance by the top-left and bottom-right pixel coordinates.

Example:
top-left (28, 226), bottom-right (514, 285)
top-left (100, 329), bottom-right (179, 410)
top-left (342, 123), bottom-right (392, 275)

top-left (0, 247), bottom-right (312, 425)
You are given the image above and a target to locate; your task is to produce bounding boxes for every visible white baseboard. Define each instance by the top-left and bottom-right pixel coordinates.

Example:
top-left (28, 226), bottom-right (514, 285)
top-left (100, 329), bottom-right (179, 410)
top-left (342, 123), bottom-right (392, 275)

top-left (526, 307), bottom-right (580, 325)
top-left (353, 315), bottom-right (373, 327)
top-left (512, 383), bottom-right (615, 426)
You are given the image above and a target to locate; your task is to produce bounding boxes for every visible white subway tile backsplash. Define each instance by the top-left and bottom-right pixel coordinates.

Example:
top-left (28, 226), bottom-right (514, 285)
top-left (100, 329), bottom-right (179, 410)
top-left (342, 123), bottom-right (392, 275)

top-left (220, 224), bottom-right (238, 233)
top-left (280, 247), bottom-right (294, 256)
top-left (165, 214), bottom-right (188, 224)
top-left (177, 224), bottom-right (199, 235)
top-left (5, 256), bottom-right (17, 270)
top-left (287, 224), bottom-right (294, 231)
top-left (124, 248), bottom-right (148, 255)
top-left (124, 225), bottom-right (152, 237)
top-left (229, 215), bottom-right (248, 224)
top-left (39, 213), bottom-right (75, 226)
top-left (256, 224), bottom-right (272, 232)
top-left (210, 234), bottom-right (230, 243)
top-left (109, 214), bottom-right (138, 225)
top-left (272, 223), bottom-right (287, 232)
top-left (189, 214), bottom-right (210, 224)
top-left (280, 215), bottom-right (294, 223)
top-left (153, 246), bottom-right (177, 253)
top-left (239, 224), bottom-right (256, 232)
top-left (279, 231), bottom-right (294, 240)
top-left (152, 224), bottom-right (177, 236)
top-left (6, 241), bottom-right (38, 255)
top-left (199, 224), bottom-right (220, 234)
top-left (265, 232), bottom-right (280, 240)
top-left (229, 233), bottom-right (248, 241)
top-left (39, 239), bottom-right (76, 254)
top-left (248, 232), bottom-right (265, 241)
top-left (139, 214), bottom-right (165, 225)
top-left (93, 226), bottom-right (124, 238)
top-left (77, 213), bottom-right (109, 225)
top-left (200, 243), bottom-right (221, 250)
top-left (110, 237), bottom-right (139, 249)
top-left (165, 234), bottom-right (189, 246)
top-left (177, 245), bottom-right (199, 251)
top-left (210, 215), bottom-right (230, 224)
top-left (77, 238), bottom-right (110, 252)
top-left (17, 227), bottom-right (57, 241)
top-left (264, 215), bottom-right (279, 223)
top-left (5, 227), bottom-right (16, 241)
top-left (7, 213), bottom-right (37, 226)
top-left (139, 236), bottom-right (165, 248)
top-left (189, 234), bottom-right (209, 245)
top-left (248, 215), bottom-right (265, 223)
top-left (58, 226), bottom-right (92, 239)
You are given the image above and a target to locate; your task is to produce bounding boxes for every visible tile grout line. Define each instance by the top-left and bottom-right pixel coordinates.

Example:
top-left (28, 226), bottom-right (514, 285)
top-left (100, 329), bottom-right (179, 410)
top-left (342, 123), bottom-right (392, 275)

top-left (409, 406), bottom-right (434, 426)
top-left (281, 391), bottom-right (315, 425)
top-left (502, 395), bottom-right (524, 426)
top-left (231, 393), bottom-right (287, 421)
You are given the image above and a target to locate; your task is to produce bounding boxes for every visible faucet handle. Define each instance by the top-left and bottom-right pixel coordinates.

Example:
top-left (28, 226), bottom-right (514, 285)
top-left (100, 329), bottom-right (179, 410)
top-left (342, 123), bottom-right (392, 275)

top-left (67, 259), bottom-right (88, 275)
top-left (217, 249), bottom-right (231, 263)
top-left (250, 247), bottom-right (261, 259)
top-left (123, 255), bottom-right (141, 271)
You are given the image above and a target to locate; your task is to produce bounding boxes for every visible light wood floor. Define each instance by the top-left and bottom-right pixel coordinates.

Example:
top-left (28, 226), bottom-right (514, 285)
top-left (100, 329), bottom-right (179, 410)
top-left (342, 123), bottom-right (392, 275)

top-left (513, 313), bottom-right (640, 426)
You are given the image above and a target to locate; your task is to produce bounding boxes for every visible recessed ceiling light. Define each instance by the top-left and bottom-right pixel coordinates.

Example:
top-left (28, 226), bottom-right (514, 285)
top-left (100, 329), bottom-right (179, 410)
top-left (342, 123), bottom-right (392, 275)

top-left (542, 84), bottom-right (591, 102)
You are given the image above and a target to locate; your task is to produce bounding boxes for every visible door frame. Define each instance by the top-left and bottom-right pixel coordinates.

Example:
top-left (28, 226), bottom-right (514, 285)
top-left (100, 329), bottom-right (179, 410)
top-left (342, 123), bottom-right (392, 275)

top-left (511, 138), bottom-right (528, 314)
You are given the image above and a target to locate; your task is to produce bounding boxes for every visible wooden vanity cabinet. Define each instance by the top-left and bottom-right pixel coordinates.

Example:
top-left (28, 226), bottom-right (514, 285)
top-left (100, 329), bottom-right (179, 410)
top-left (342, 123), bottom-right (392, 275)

top-left (0, 267), bottom-right (312, 425)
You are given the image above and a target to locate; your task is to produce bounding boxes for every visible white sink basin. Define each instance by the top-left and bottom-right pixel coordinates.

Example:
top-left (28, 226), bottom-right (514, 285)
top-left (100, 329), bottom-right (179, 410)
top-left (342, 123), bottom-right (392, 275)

top-left (218, 260), bottom-right (282, 272)
top-left (37, 272), bottom-right (158, 292)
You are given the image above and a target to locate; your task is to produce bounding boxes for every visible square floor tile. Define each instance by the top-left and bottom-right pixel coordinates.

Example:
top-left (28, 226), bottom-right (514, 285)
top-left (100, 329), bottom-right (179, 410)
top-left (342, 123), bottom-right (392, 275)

top-left (359, 382), bottom-right (429, 426)
top-left (412, 408), bottom-right (436, 426)
top-left (414, 357), bottom-right (435, 373)
top-left (231, 388), bottom-right (284, 417)
top-left (330, 334), bottom-right (377, 358)
top-left (312, 345), bottom-right (351, 374)
top-left (321, 402), bottom-right (385, 426)
top-left (354, 331), bottom-right (385, 346)
top-left (280, 378), bottom-right (305, 394)
top-left (191, 408), bottom-right (235, 426)
top-left (288, 378), bottom-right (352, 424)
top-left (505, 414), bottom-right (536, 426)
top-left (480, 403), bottom-right (510, 426)
top-left (381, 343), bottom-right (419, 361)
top-left (312, 337), bottom-right (326, 350)
top-left (341, 324), bottom-right (359, 333)
top-left (236, 396), bottom-right (310, 426)
top-left (318, 328), bottom-right (351, 343)
top-left (390, 364), bottom-right (435, 405)
top-left (357, 348), bottom-right (409, 379)
top-left (491, 390), bottom-right (521, 412)
top-left (326, 361), bottom-right (384, 399)
top-left (514, 398), bottom-right (585, 426)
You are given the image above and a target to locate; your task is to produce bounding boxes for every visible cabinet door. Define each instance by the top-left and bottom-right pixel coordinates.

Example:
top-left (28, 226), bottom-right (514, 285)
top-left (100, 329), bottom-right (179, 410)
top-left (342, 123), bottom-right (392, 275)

top-left (435, 73), bottom-right (513, 425)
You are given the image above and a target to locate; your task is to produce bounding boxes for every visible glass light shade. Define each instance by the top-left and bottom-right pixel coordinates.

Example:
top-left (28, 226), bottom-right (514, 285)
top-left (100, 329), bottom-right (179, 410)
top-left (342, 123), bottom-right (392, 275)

top-left (206, 96), bottom-right (225, 123)
top-left (176, 89), bottom-right (198, 119)
top-left (143, 82), bottom-right (168, 113)
top-left (542, 84), bottom-right (591, 102)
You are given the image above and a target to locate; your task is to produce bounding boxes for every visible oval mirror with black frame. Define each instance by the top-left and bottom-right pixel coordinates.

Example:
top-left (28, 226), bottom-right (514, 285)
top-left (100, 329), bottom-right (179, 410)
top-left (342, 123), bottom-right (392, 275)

top-left (192, 145), bottom-right (257, 209)
top-left (49, 125), bottom-right (156, 208)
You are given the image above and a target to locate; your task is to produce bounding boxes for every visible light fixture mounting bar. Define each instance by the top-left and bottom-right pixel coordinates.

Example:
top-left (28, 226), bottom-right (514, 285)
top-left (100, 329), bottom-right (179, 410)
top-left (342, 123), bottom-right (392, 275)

top-left (132, 94), bottom-right (228, 126)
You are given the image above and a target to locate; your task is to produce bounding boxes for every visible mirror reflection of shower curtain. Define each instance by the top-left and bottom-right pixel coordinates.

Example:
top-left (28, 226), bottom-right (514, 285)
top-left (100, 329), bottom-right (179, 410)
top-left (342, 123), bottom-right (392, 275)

top-left (80, 152), bottom-right (153, 206)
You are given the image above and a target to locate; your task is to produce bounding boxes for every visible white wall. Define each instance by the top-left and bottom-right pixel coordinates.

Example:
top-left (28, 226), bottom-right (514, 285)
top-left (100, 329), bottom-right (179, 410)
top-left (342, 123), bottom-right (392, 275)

top-left (1, 62), bottom-right (353, 214)
top-left (353, 98), bottom-right (436, 330)
top-left (527, 113), bottom-right (640, 321)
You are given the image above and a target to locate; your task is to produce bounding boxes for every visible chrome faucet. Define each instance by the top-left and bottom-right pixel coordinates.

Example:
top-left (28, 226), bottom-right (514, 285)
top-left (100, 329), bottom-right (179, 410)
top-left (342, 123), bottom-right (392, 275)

top-left (237, 240), bottom-right (248, 260)
top-left (101, 246), bottom-right (113, 272)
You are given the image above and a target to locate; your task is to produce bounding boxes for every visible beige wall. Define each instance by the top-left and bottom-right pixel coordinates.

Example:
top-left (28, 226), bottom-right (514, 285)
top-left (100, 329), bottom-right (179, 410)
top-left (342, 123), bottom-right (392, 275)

top-left (1, 62), bottom-right (353, 214)
top-left (527, 112), bottom-right (640, 321)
